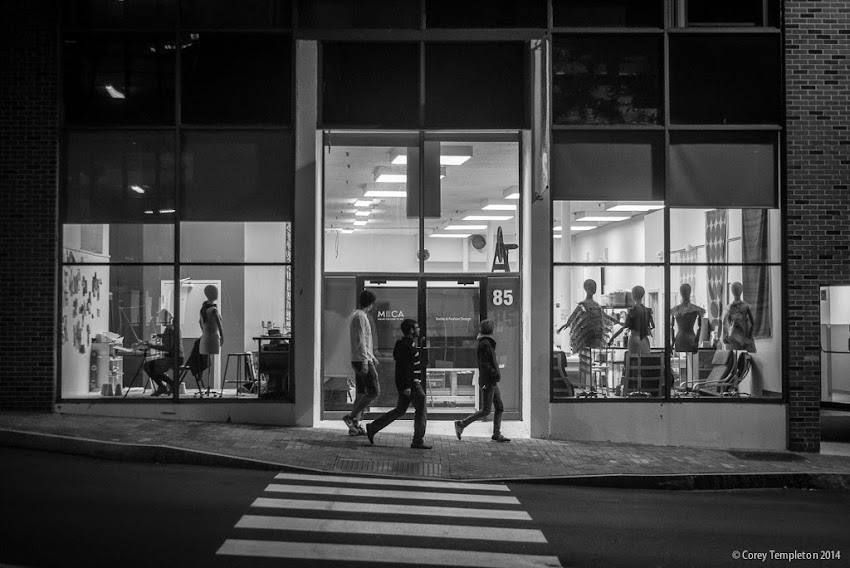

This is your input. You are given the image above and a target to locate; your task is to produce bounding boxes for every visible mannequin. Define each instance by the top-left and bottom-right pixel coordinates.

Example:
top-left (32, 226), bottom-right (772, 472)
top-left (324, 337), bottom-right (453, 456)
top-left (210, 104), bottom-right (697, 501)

top-left (609, 285), bottom-right (654, 355)
top-left (199, 285), bottom-right (224, 393)
top-left (671, 283), bottom-right (706, 353)
top-left (723, 281), bottom-right (756, 352)
top-left (557, 279), bottom-right (618, 353)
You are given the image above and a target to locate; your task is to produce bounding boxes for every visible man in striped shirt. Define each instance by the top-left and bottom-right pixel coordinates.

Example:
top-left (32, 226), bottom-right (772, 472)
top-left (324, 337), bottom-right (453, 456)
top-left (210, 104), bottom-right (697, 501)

top-left (366, 318), bottom-right (431, 449)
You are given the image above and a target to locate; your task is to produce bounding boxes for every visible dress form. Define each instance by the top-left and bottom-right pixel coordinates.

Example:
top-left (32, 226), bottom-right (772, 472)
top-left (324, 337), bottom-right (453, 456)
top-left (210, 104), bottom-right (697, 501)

top-left (723, 281), bottom-right (756, 353)
top-left (610, 285), bottom-right (654, 355)
top-left (199, 285), bottom-right (224, 394)
top-left (671, 283), bottom-right (706, 353)
top-left (557, 279), bottom-right (617, 354)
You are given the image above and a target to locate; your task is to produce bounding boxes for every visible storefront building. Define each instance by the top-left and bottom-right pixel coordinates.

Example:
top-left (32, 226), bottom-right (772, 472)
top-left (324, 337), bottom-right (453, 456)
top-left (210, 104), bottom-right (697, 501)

top-left (2, 1), bottom-right (847, 452)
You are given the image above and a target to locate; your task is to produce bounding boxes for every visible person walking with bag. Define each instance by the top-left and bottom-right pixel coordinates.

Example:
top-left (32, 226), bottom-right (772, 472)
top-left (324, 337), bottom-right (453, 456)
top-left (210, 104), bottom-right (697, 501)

top-left (342, 290), bottom-right (380, 436)
top-left (454, 319), bottom-right (510, 443)
top-left (366, 319), bottom-right (431, 449)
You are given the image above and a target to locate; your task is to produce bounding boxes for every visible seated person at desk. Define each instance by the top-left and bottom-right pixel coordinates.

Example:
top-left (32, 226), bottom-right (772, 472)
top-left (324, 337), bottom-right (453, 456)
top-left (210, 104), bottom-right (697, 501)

top-left (138, 309), bottom-right (184, 396)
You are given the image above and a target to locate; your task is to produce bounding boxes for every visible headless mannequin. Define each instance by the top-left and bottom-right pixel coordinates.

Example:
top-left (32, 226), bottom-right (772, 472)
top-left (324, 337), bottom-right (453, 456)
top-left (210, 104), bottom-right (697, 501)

top-left (609, 285), bottom-right (654, 355)
top-left (557, 279), bottom-right (618, 353)
top-left (199, 285), bottom-right (224, 393)
top-left (723, 281), bottom-right (756, 352)
top-left (671, 283), bottom-right (705, 353)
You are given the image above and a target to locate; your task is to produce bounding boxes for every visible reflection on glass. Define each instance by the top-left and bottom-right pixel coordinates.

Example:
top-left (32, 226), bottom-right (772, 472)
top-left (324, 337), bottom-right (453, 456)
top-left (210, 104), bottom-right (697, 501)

top-left (670, 266), bottom-right (781, 399)
top-left (60, 264), bottom-right (174, 399)
top-left (553, 200), bottom-right (665, 264)
top-left (63, 224), bottom-right (174, 263)
top-left (820, 285), bottom-right (850, 404)
top-left (180, 222), bottom-right (291, 263)
top-left (553, 0), bottom-right (663, 28)
top-left (425, 141), bottom-right (520, 273)
top-left (553, 35), bottom-right (661, 125)
top-left (322, 276), bottom-right (357, 412)
top-left (669, 209), bottom-right (780, 264)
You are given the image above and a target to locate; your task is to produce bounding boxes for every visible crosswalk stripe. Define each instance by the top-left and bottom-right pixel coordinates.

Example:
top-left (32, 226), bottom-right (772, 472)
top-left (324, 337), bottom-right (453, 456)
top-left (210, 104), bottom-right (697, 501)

top-left (235, 514), bottom-right (548, 543)
top-left (217, 539), bottom-right (563, 567)
top-left (273, 472), bottom-right (511, 492)
top-left (264, 483), bottom-right (520, 505)
top-left (252, 497), bottom-right (533, 521)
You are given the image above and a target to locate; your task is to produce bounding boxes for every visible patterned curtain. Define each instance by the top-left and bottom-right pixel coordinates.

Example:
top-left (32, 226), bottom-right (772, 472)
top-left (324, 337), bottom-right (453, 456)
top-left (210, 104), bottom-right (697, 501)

top-left (742, 209), bottom-right (772, 338)
top-left (705, 210), bottom-right (728, 339)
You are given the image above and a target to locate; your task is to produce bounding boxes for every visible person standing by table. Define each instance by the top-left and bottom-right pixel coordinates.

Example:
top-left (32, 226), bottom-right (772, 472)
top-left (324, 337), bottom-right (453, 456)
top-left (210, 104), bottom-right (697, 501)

top-left (342, 290), bottom-right (379, 436)
top-left (454, 319), bottom-right (510, 443)
top-left (366, 319), bottom-right (431, 449)
top-left (142, 309), bottom-right (183, 396)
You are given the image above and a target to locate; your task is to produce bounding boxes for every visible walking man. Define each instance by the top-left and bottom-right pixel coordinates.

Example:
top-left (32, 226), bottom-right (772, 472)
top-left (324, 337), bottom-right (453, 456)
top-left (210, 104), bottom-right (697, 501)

top-left (366, 319), bottom-right (431, 449)
top-left (454, 319), bottom-right (510, 442)
top-left (343, 290), bottom-right (380, 435)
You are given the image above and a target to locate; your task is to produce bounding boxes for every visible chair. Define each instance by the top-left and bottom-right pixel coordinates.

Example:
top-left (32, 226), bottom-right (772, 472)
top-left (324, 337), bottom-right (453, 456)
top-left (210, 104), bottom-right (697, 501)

top-left (177, 338), bottom-right (217, 397)
top-left (552, 351), bottom-right (581, 399)
top-left (675, 349), bottom-right (735, 398)
top-left (699, 351), bottom-right (753, 397)
top-left (223, 352), bottom-right (255, 396)
top-left (622, 353), bottom-right (664, 398)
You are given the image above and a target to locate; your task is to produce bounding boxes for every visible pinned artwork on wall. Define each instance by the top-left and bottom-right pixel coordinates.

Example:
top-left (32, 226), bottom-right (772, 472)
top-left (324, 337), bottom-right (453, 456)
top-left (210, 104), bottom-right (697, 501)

top-left (86, 324), bottom-right (91, 346)
top-left (73, 299), bottom-right (78, 317)
top-left (62, 315), bottom-right (68, 344)
top-left (92, 272), bottom-right (101, 301)
top-left (82, 277), bottom-right (88, 296)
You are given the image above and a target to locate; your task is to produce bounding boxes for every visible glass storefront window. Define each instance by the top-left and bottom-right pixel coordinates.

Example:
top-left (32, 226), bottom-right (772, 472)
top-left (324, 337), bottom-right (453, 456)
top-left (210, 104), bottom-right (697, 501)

top-left (298, 0), bottom-right (418, 29)
top-left (552, 35), bottom-right (662, 126)
top-left (63, 34), bottom-right (175, 125)
top-left (63, 224), bottom-right (174, 263)
top-left (181, 34), bottom-right (292, 125)
top-left (426, 0), bottom-right (546, 29)
top-left (553, 0), bottom-right (664, 28)
top-left (61, 263), bottom-right (175, 398)
top-left (820, 286), bottom-right (850, 405)
top-left (670, 266), bottom-right (781, 399)
top-left (553, 265), bottom-right (664, 399)
top-left (425, 140), bottom-right (520, 274)
top-left (669, 35), bottom-right (780, 125)
top-left (181, 222), bottom-right (291, 263)
top-left (65, 0), bottom-right (177, 28)
top-left (65, 131), bottom-right (176, 223)
top-left (677, 0), bottom-right (779, 28)
top-left (669, 209), bottom-right (780, 264)
top-left (553, 200), bottom-right (665, 264)
top-left (181, 0), bottom-right (292, 28)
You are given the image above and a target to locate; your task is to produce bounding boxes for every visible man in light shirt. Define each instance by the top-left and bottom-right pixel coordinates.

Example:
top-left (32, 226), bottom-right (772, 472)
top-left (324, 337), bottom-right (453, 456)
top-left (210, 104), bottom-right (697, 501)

top-left (342, 290), bottom-right (380, 435)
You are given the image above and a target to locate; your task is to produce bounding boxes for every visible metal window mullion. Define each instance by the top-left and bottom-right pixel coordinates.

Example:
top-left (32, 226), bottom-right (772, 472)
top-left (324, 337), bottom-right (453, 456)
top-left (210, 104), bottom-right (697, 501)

top-left (663, 15), bottom-right (672, 401)
top-left (172, 23), bottom-right (182, 401)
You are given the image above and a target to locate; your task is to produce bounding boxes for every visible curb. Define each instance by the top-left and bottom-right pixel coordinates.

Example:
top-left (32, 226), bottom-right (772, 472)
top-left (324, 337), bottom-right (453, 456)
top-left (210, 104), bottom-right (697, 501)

top-left (2, 428), bottom-right (849, 491)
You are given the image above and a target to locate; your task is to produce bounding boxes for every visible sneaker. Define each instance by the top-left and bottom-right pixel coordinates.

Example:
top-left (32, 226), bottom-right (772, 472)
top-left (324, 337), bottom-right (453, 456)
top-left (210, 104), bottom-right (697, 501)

top-left (366, 423), bottom-right (376, 445)
top-left (491, 434), bottom-right (511, 443)
top-left (454, 420), bottom-right (464, 440)
top-left (355, 426), bottom-right (367, 436)
top-left (342, 415), bottom-right (358, 435)
top-left (410, 441), bottom-right (433, 450)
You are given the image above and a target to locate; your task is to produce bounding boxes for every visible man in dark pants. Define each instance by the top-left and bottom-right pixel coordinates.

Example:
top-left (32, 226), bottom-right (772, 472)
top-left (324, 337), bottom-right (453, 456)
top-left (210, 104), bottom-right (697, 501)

top-left (366, 319), bottom-right (431, 449)
top-left (142, 310), bottom-right (184, 397)
top-left (454, 319), bottom-right (510, 442)
top-left (342, 290), bottom-right (380, 436)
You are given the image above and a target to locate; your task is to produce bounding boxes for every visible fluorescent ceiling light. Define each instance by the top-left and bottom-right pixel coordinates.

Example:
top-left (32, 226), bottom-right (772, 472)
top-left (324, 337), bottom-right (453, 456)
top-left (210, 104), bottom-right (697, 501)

top-left (354, 210), bottom-right (371, 216)
top-left (353, 220), bottom-right (368, 226)
top-left (105, 85), bottom-right (125, 99)
top-left (607, 204), bottom-right (664, 212)
top-left (430, 233), bottom-right (471, 239)
top-left (552, 225), bottom-right (562, 231)
top-left (574, 212), bottom-right (630, 222)
top-left (444, 224), bottom-right (487, 231)
top-left (571, 225), bottom-right (596, 231)
top-left (158, 209), bottom-right (176, 214)
top-left (144, 210), bottom-right (154, 215)
top-left (482, 201), bottom-right (517, 211)
top-left (390, 146), bottom-right (472, 166)
top-left (129, 184), bottom-right (145, 194)
top-left (374, 166), bottom-right (445, 183)
top-left (340, 229), bottom-right (354, 234)
top-left (353, 200), bottom-right (374, 207)
top-left (463, 215), bottom-right (513, 221)
top-left (503, 186), bottom-right (519, 200)
top-left (364, 190), bottom-right (406, 198)
top-left (553, 234), bottom-right (562, 239)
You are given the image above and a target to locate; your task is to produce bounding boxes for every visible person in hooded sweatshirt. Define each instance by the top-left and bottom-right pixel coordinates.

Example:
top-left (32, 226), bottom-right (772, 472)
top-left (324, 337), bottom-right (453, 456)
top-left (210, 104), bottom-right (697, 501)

top-left (454, 319), bottom-right (510, 443)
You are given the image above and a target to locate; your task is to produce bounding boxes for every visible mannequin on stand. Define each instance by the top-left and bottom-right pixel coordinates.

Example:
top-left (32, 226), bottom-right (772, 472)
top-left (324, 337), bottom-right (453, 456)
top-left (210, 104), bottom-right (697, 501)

top-left (723, 281), bottom-right (756, 353)
top-left (671, 283), bottom-right (706, 353)
top-left (557, 279), bottom-right (618, 353)
top-left (199, 285), bottom-right (224, 396)
top-left (609, 285), bottom-right (654, 355)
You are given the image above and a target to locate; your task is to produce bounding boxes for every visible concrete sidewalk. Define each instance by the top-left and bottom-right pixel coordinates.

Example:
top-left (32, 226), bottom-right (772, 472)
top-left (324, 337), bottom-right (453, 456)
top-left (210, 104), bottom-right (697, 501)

top-left (2, 411), bottom-right (849, 491)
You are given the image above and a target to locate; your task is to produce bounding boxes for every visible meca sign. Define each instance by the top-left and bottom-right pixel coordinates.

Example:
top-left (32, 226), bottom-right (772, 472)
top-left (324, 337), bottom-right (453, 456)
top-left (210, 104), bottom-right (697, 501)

top-left (377, 310), bottom-right (405, 319)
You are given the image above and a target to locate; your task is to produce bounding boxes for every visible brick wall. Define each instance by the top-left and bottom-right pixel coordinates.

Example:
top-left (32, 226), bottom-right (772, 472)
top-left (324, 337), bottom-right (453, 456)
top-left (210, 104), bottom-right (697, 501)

top-left (0, 1), bottom-right (59, 411)
top-left (785, 1), bottom-right (850, 451)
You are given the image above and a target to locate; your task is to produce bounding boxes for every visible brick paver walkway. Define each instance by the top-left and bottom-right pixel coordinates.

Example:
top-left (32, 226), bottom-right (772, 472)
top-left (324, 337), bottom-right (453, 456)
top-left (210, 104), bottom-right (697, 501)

top-left (1, 412), bottom-right (849, 483)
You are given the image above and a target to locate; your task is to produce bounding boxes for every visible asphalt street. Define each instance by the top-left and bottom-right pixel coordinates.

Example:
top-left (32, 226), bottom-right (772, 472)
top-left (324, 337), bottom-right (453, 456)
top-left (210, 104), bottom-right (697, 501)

top-left (1, 447), bottom-right (847, 568)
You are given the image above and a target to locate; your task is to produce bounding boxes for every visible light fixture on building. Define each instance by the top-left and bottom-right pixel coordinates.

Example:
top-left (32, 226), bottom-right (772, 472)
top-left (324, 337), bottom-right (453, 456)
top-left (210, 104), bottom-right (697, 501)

top-left (444, 224), bottom-right (487, 231)
top-left (105, 85), bottom-right (125, 99)
top-left (503, 186), bottom-right (519, 200)
top-left (129, 184), bottom-right (146, 194)
top-left (481, 199), bottom-right (517, 211)
top-left (374, 166), bottom-right (445, 183)
top-left (606, 203), bottom-right (664, 212)
top-left (462, 215), bottom-right (513, 221)
top-left (430, 233), bottom-right (471, 238)
top-left (574, 212), bottom-right (629, 222)
top-left (390, 146), bottom-right (473, 166)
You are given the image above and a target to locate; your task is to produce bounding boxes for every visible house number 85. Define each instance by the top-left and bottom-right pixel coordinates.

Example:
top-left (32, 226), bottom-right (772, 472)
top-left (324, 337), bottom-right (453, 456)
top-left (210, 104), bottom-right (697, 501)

top-left (492, 289), bottom-right (513, 306)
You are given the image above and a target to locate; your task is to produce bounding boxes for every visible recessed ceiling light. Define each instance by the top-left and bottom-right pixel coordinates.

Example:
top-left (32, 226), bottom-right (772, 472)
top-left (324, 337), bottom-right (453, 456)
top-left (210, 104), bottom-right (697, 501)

top-left (574, 212), bottom-right (630, 222)
top-left (607, 204), bottom-right (664, 212)
top-left (463, 215), bottom-right (513, 221)
top-left (105, 85), bottom-right (125, 99)
top-left (354, 210), bottom-right (371, 217)
top-left (482, 200), bottom-right (517, 211)
top-left (353, 220), bottom-right (368, 226)
top-left (158, 209), bottom-right (175, 214)
top-left (129, 184), bottom-right (145, 194)
top-left (390, 146), bottom-right (472, 166)
top-left (340, 229), bottom-right (354, 234)
top-left (353, 199), bottom-right (373, 207)
top-left (364, 190), bottom-right (406, 198)
top-left (553, 234), bottom-right (562, 239)
top-left (571, 225), bottom-right (596, 231)
top-left (144, 210), bottom-right (154, 215)
top-left (374, 166), bottom-right (445, 183)
top-left (430, 233), bottom-right (471, 238)
top-left (553, 225), bottom-right (562, 231)
top-left (444, 225), bottom-right (487, 230)
top-left (503, 186), bottom-right (519, 200)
